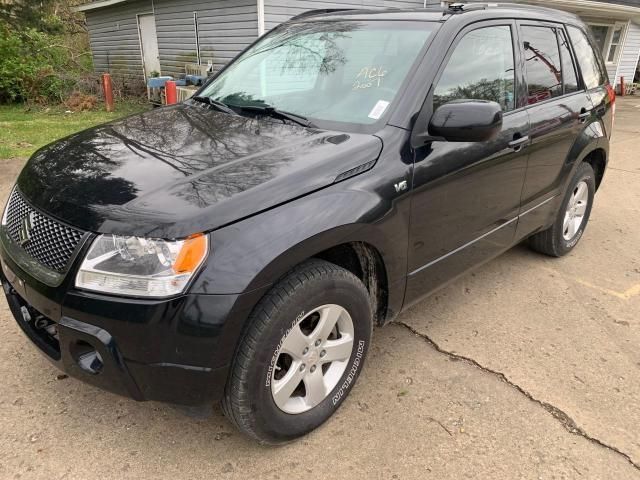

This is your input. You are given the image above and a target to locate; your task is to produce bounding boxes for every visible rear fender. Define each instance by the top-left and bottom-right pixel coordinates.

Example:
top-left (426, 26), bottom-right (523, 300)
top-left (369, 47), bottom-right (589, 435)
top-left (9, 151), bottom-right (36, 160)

top-left (563, 120), bottom-right (607, 193)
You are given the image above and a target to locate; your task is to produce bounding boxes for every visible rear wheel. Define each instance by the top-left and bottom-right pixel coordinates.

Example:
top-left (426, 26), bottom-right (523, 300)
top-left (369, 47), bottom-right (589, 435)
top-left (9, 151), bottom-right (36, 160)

top-left (222, 260), bottom-right (373, 444)
top-left (528, 162), bottom-right (595, 257)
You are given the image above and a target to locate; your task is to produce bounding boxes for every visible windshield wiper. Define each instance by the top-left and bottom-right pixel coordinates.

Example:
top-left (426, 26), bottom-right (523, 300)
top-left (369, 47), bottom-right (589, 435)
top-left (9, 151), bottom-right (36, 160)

top-left (192, 96), bottom-right (239, 116)
top-left (235, 105), bottom-right (316, 128)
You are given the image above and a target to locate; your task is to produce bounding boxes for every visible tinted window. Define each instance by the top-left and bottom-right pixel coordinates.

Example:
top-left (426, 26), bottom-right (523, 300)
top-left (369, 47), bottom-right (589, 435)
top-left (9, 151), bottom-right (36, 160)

top-left (434, 26), bottom-right (515, 111)
top-left (568, 26), bottom-right (606, 89)
top-left (558, 29), bottom-right (579, 94)
top-left (522, 26), bottom-right (562, 104)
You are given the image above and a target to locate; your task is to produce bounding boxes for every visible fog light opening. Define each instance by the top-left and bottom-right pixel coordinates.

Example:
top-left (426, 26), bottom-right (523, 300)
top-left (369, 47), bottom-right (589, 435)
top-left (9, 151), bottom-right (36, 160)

top-left (70, 340), bottom-right (104, 375)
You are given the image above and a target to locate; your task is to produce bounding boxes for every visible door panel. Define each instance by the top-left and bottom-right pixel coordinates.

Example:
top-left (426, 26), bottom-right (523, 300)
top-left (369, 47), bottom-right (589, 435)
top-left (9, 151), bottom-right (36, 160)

top-left (516, 23), bottom-right (595, 239)
top-left (404, 22), bottom-right (529, 307)
top-left (138, 14), bottom-right (160, 78)
top-left (519, 93), bottom-right (590, 204)
top-left (405, 111), bottom-right (529, 304)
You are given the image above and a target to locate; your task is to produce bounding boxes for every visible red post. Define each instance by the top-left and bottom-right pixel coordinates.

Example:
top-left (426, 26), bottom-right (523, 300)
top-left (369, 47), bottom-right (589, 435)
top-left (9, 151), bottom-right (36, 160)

top-left (101, 73), bottom-right (114, 112)
top-left (619, 76), bottom-right (625, 97)
top-left (165, 80), bottom-right (177, 105)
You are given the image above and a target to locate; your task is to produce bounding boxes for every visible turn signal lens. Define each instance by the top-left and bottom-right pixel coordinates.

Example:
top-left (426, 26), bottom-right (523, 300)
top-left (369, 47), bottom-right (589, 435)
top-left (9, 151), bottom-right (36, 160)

top-left (174, 234), bottom-right (208, 273)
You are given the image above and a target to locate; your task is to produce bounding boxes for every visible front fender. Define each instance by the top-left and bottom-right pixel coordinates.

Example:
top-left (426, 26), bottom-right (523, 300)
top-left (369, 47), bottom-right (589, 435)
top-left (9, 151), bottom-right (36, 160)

top-left (192, 180), bottom-right (410, 299)
top-left (185, 174), bottom-right (411, 372)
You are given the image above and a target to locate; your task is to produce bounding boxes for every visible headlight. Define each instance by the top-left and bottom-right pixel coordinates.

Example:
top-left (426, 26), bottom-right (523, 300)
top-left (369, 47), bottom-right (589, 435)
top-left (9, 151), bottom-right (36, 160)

top-left (75, 234), bottom-right (208, 297)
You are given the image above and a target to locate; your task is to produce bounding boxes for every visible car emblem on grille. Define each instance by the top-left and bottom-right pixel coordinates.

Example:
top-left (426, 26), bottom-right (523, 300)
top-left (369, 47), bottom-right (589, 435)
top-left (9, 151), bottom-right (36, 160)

top-left (18, 212), bottom-right (37, 246)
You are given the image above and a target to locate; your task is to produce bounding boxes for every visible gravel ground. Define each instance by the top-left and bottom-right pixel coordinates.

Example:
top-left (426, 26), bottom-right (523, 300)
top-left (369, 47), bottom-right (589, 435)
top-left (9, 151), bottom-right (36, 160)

top-left (1, 97), bottom-right (639, 480)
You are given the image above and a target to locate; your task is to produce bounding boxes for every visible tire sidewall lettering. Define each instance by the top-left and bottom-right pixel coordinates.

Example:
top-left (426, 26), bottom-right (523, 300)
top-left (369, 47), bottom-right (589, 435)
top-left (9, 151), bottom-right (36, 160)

top-left (265, 310), bottom-right (305, 388)
top-left (264, 313), bottom-right (367, 408)
top-left (566, 228), bottom-right (583, 248)
top-left (332, 339), bottom-right (366, 406)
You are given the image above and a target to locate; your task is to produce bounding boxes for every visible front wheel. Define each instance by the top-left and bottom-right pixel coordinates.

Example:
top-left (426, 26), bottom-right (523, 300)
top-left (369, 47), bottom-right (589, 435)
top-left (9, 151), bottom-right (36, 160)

top-left (222, 260), bottom-right (373, 444)
top-left (528, 162), bottom-right (596, 257)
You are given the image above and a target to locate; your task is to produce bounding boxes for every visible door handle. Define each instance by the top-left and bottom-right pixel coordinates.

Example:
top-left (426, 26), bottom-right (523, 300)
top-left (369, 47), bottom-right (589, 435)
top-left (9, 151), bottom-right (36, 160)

top-left (578, 108), bottom-right (592, 122)
top-left (508, 135), bottom-right (529, 151)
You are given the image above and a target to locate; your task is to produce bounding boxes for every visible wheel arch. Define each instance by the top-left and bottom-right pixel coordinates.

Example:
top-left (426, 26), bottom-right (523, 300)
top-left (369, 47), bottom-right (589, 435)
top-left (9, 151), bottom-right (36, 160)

top-left (209, 229), bottom-right (402, 396)
top-left (581, 147), bottom-right (607, 190)
top-left (313, 241), bottom-right (390, 326)
top-left (243, 229), bottom-right (400, 326)
top-left (563, 121), bottom-right (608, 193)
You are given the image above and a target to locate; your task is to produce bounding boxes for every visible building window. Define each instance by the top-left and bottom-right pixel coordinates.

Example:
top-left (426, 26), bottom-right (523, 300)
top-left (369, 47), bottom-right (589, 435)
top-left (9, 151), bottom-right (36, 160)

top-left (607, 24), bottom-right (624, 63)
top-left (588, 22), bottom-right (626, 64)
top-left (589, 25), bottom-right (609, 52)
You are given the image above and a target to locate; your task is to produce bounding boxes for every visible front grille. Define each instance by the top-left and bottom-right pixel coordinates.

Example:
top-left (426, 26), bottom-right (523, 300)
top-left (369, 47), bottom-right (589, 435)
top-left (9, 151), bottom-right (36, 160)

top-left (4, 189), bottom-right (85, 272)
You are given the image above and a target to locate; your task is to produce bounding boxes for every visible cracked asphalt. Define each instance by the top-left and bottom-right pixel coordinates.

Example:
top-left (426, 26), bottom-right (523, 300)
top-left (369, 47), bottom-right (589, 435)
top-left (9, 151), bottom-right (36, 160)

top-left (1, 97), bottom-right (639, 479)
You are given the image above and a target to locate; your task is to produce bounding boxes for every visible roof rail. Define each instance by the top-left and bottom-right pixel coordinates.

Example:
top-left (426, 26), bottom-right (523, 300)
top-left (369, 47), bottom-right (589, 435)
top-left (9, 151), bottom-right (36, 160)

top-left (446, 2), bottom-right (490, 14)
top-left (289, 9), bottom-right (358, 21)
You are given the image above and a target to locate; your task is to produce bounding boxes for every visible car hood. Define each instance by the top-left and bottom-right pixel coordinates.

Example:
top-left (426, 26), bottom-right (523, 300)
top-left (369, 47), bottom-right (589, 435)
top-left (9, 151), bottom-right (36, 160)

top-left (16, 103), bottom-right (383, 238)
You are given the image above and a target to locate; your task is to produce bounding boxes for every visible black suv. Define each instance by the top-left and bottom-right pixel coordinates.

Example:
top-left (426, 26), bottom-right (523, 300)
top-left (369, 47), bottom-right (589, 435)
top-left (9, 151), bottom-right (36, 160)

top-left (0, 4), bottom-right (614, 443)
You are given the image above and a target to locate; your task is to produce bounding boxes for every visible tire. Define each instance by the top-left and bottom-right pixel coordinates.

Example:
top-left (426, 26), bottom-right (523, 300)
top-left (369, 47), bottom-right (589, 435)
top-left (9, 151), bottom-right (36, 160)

top-left (528, 162), bottom-right (596, 257)
top-left (222, 259), bottom-right (373, 444)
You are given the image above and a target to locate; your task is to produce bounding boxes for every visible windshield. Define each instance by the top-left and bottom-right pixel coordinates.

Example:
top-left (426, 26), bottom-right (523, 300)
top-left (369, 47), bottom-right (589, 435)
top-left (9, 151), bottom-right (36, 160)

top-left (199, 20), bottom-right (437, 129)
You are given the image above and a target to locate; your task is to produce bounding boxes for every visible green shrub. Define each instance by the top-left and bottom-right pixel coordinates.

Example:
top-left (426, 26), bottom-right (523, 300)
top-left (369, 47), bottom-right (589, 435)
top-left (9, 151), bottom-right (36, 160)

top-left (0, 30), bottom-right (35, 102)
top-left (0, 27), bottom-right (87, 103)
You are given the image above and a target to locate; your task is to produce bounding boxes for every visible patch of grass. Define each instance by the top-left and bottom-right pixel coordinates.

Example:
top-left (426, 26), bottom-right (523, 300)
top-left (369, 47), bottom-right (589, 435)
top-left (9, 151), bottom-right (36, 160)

top-left (0, 102), bottom-right (150, 159)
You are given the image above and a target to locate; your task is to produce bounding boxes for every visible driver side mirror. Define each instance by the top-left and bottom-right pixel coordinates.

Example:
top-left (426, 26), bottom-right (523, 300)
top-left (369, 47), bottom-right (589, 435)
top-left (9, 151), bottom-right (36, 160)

top-left (416, 100), bottom-right (503, 144)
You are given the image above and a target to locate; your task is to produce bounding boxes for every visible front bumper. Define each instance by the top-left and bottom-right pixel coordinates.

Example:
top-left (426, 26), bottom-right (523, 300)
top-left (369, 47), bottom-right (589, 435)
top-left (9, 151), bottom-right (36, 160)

top-left (0, 239), bottom-right (262, 406)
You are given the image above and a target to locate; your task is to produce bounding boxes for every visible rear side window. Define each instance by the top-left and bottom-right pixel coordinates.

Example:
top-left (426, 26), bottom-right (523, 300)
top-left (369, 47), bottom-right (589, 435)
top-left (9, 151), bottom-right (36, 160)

top-left (433, 25), bottom-right (515, 112)
top-left (567, 25), bottom-right (606, 89)
top-left (557, 28), bottom-right (579, 94)
top-left (521, 26), bottom-right (563, 104)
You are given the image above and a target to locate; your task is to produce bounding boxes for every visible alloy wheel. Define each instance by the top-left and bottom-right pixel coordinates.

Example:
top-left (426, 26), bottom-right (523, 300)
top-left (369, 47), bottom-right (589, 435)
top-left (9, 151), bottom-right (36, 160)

top-left (563, 180), bottom-right (589, 241)
top-left (270, 304), bottom-right (354, 414)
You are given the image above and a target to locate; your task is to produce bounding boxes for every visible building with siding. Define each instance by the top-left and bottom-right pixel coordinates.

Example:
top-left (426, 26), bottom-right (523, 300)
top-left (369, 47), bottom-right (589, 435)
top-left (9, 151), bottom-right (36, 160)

top-left (77, 0), bottom-right (640, 88)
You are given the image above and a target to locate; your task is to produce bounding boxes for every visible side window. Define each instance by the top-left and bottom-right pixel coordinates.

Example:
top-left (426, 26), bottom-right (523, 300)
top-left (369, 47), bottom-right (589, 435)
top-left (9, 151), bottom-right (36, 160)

top-left (521, 26), bottom-right (562, 104)
top-left (567, 25), bottom-right (606, 89)
top-left (558, 28), bottom-right (579, 94)
top-left (433, 26), bottom-right (515, 112)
